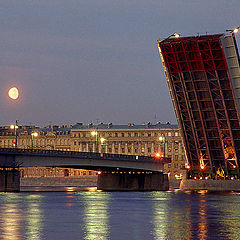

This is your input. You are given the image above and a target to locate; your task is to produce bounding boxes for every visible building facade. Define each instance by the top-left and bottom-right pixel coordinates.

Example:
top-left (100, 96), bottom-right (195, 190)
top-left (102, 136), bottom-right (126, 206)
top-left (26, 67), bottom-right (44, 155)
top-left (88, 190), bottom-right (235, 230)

top-left (0, 122), bottom-right (186, 177)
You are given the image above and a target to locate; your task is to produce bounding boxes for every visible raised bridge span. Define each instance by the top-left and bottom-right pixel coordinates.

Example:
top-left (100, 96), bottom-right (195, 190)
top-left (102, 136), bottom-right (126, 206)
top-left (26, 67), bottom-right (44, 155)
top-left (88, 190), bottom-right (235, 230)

top-left (0, 148), bottom-right (169, 191)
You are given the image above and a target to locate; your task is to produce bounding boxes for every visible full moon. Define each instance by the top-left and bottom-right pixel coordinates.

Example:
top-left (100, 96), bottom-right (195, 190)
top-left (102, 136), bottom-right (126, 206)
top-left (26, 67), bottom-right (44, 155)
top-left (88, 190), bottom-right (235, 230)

top-left (8, 87), bottom-right (19, 100)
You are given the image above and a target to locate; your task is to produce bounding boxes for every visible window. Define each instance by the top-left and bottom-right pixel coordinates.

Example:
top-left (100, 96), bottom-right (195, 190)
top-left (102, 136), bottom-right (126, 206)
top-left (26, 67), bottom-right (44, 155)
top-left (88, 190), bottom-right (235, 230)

top-left (175, 132), bottom-right (179, 136)
top-left (121, 133), bottom-right (124, 137)
top-left (148, 133), bottom-right (151, 137)
top-left (108, 148), bottom-right (112, 153)
top-left (135, 133), bottom-right (138, 137)
top-left (128, 148), bottom-right (131, 153)
top-left (128, 133), bottom-right (131, 137)
top-left (168, 132), bottom-right (172, 136)
top-left (148, 147), bottom-right (151, 153)
top-left (115, 133), bottom-right (118, 137)
top-left (122, 148), bottom-right (125, 153)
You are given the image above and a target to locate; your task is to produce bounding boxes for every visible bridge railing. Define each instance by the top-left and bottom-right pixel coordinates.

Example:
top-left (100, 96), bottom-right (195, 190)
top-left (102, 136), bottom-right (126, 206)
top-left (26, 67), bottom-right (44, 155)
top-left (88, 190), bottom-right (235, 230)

top-left (0, 147), bottom-right (165, 163)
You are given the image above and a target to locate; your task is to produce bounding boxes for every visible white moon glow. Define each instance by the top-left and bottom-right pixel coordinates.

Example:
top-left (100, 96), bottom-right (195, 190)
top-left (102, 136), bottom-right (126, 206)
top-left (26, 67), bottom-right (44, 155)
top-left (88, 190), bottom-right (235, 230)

top-left (8, 87), bottom-right (19, 100)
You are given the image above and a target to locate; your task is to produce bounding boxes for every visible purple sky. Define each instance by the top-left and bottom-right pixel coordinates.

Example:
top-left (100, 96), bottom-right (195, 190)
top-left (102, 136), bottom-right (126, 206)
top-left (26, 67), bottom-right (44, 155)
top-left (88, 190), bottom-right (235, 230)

top-left (1, 0), bottom-right (240, 126)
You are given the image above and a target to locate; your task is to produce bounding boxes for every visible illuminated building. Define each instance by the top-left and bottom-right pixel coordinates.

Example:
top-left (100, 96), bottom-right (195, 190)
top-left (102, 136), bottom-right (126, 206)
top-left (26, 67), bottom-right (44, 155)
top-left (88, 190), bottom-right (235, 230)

top-left (0, 122), bottom-right (186, 177)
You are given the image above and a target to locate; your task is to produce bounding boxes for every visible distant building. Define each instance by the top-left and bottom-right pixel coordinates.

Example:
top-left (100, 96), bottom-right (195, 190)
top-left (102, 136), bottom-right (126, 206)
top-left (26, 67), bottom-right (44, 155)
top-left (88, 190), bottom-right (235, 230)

top-left (0, 122), bottom-right (186, 177)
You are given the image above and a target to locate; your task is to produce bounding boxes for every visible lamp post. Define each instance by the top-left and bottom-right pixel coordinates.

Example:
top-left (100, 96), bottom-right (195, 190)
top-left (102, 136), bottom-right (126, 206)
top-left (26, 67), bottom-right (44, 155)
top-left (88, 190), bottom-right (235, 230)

top-left (226, 27), bottom-right (239, 34)
top-left (100, 137), bottom-right (106, 153)
top-left (159, 136), bottom-right (166, 159)
top-left (91, 130), bottom-right (98, 152)
top-left (165, 32), bottom-right (181, 40)
top-left (31, 132), bottom-right (38, 148)
top-left (10, 120), bottom-right (18, 148)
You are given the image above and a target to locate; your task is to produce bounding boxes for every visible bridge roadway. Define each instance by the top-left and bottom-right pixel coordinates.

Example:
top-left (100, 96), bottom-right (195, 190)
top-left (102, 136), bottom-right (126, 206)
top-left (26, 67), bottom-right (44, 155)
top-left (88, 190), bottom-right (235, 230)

top-left (0, 148), bottom-right (165, 172)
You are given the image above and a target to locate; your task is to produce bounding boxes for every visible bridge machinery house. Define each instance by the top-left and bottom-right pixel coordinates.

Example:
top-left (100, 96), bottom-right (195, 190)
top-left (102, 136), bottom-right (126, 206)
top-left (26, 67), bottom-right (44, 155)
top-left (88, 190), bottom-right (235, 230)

top-left (0, 122), bottom-right (186, 178)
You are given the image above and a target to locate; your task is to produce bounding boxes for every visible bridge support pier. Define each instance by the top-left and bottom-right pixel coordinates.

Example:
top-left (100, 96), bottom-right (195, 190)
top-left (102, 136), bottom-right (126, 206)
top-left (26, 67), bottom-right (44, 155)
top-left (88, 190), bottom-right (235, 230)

top-left (97, 171), bottom-right (169, 191)
top-left (0, 169), bottom-right (20, 192)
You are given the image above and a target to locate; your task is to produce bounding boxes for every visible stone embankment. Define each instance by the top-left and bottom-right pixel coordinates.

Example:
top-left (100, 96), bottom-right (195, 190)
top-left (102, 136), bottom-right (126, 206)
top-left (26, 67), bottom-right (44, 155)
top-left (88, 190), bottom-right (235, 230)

top-left (180, 179), bottom-right (240, 191)
top-left (21, 176), bottom-right (98, 187)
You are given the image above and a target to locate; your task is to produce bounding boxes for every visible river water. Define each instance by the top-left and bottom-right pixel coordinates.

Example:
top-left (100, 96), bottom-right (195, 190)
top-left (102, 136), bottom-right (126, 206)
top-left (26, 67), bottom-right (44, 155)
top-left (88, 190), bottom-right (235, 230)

top-left (0, 188), bottom-right (239, 240)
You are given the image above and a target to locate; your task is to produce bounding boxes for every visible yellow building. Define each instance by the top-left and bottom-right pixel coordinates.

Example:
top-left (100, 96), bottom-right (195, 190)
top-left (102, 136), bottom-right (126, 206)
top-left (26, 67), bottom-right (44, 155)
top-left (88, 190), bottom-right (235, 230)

top-left (0, 122), bottom-right (186, 177)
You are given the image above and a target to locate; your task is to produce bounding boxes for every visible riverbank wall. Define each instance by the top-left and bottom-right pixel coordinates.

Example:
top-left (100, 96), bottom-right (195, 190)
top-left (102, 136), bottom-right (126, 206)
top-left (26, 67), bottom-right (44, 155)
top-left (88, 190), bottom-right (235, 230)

top-left (20, 176), bottom-right (98, 187)
top-left (180, 179), bottom-right (240, 191)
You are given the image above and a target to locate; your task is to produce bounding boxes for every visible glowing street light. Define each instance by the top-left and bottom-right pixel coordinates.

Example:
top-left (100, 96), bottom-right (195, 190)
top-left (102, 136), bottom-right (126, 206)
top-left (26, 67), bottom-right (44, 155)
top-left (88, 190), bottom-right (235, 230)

top-left (100, 137), bottom-right (106, 153)
top-left (31, 132), bottom-right (38, 148)
top-left (226, 27), bottom-right (240, 34)
top-left (10, 121), bottom-right (18, 148)
top-left (233, 27), bottom-right (239, 33)
top-left (159, 136), bottom-right (166, 159)
top-left (91, 130), bottom-right (98, 152)
top-left (166, 32), bottom-right (181, 40)
top-left (172, 32), bottom-right (180, 38)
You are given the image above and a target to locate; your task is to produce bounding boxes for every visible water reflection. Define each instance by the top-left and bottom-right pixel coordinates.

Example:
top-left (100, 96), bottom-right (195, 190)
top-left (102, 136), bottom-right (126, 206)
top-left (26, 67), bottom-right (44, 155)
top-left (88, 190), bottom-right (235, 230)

top-left (25, 194), bottom-right (43, 240)
top-left (78, 192), bottom-right (110, 240)
top-left (150, 191), bottom-right (239, 240)
top-left (1, 190), bottom-right (240, 239)
top-left (0, 193), bottom-right (23, 240)
top-left (151, 192), bottom-right (168, 239)
top-left (198, 199), bottom-right (207, 240)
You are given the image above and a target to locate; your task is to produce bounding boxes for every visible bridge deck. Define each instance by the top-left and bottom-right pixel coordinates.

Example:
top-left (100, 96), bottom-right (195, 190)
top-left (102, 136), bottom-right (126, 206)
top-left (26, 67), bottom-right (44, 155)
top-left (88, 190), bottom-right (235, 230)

top-left (0, 148), bottom-right (169, 171)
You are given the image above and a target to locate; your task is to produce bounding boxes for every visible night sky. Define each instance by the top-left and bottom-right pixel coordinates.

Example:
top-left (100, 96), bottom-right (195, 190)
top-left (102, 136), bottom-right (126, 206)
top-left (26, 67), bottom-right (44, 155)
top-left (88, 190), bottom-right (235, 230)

top-left (1, 0), bottom-right (240, 126)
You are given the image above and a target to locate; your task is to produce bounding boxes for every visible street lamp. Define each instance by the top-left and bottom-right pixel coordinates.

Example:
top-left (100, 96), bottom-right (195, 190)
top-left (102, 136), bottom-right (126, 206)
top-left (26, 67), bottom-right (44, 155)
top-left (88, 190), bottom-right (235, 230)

top-left (10, 120), bottom-right (18, 148)
top-left (31, 132), bottom-right (38, 148)
top-left (166, 32), bottom-right (181, 39)
top-left (159, 136), bottom-right (166, 159)
top-left (226, 27), bottom-right (240, 34)
top-left (91, 130), bottom-right (98, 152)
top-left (100, 137), bottom-right (106, 153)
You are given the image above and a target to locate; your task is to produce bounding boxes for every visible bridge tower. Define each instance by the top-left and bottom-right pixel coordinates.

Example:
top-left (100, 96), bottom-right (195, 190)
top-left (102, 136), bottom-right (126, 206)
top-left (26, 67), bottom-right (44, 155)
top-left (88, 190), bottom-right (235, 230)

top-left (157, 32), bottom-right (240, 179)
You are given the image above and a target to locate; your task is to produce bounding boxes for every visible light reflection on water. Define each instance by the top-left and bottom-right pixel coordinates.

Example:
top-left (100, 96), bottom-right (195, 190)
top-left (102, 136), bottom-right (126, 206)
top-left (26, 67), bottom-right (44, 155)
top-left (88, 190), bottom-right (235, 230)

top-left (0, 189), bottom-right (240, 239)
top-left (25, 194), bottom-right (43, 240)
top-left (0, 193), bottom-right (23, 240)
top-left (77, 192), bottom-right (110, 240)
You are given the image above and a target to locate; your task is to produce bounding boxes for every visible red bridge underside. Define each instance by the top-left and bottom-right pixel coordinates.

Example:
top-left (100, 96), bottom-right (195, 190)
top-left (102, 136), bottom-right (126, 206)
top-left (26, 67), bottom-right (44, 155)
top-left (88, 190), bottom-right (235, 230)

top-left (159, 34), bottom-right (240, 176)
